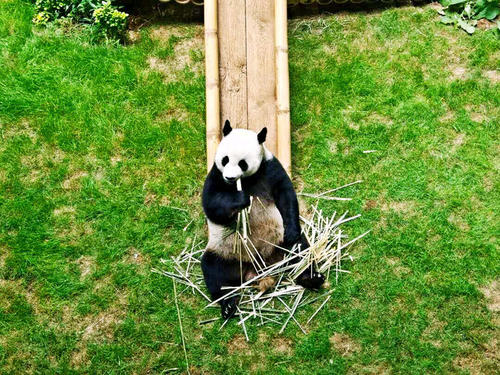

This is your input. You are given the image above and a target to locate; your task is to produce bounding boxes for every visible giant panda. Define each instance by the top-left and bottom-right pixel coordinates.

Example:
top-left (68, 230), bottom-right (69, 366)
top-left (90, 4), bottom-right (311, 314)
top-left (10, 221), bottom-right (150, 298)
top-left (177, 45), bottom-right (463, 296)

top-left (201, 120), bottom-right (325, 319)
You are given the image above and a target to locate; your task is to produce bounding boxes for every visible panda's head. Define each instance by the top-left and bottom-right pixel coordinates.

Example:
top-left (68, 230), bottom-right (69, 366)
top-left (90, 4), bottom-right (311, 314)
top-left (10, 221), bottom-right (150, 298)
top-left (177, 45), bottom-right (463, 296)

top-left (215, 120), bottom-right (270, 184)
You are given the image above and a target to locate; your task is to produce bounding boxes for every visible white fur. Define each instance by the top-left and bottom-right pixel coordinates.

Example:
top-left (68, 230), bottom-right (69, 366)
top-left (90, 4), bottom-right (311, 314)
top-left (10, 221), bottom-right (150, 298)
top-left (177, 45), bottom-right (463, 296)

top-left (215, 129), bottom-right (273, 181)
top-left (206, 198), bottom-right (284, 263)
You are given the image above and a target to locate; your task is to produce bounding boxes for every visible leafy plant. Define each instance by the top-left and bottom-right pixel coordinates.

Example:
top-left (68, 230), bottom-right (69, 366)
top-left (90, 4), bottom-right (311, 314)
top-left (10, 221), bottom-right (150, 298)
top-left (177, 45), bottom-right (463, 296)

top-left (438, 0), bottom-right (500, 34)
top-left (92, 1), bottom-right (128, 40)
top-left (32, 0), bottom-right (128, 40)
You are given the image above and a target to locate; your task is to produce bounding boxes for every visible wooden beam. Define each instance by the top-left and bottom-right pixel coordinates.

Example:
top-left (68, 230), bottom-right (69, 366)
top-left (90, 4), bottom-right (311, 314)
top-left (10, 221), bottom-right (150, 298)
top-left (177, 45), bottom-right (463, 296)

top-left (275, 0), bottom-right (291, 175)
top-left (218, 0), bottom-right (248, 129)
top-left (245, 0), bottom-right (277, 155)
top-left (204, 0), bottom-right (220, 170)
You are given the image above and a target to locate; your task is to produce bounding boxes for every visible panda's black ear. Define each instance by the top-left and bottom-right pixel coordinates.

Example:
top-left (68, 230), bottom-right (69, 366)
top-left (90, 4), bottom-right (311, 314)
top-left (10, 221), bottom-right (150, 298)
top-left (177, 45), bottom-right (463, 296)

top-left (257, 127), bottom-right (267, 144)
top-left (222, 120), bottom-right (232, 137)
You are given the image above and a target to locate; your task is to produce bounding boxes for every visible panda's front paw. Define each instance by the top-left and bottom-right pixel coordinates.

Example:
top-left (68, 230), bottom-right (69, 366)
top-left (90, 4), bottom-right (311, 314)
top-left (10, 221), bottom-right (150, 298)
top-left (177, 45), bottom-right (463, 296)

top-left (236, 191), bottom-right (251, 210)
top-left (296, 270), bottom-right (325, 290)
top-left (220, 296), bottom-right (238, 319)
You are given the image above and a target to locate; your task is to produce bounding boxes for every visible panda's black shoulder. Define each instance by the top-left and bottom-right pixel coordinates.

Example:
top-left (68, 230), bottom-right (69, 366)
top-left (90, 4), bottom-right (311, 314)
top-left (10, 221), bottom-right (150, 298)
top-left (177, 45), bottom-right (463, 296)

top-left (203, 164), bottom-right (232, 193)
top-left (245, 156), bottom-right (293, 193)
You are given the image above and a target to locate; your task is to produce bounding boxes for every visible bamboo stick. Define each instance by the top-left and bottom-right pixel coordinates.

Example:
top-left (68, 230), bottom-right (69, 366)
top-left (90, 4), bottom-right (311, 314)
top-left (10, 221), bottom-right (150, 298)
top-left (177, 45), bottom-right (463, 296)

top-left (173, 280), bottom-right (190, 375)
top-left (204, 0), bottom-right (220, 171)
top-left (275, 0), bottom-right (291, 175)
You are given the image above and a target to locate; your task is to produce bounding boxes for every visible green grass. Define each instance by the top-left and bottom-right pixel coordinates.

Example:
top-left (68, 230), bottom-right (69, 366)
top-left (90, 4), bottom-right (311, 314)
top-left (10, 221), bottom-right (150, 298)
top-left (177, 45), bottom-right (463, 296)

top-left (0, 1), bottom-right (498, 374)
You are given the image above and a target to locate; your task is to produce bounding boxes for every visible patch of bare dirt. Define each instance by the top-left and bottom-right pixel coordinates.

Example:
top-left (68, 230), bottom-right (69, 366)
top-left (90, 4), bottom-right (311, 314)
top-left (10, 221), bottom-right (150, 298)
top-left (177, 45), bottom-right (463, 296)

top-left (0, 245), bottom-right (9, 269)
top-left (323, 43), bottom-right (337, 55)
top-left (482, 173), bottom-right (494, 192)
top-left (127, 30), bottom-right (140, 43)
top-left (55, 220), bottom-right (93, 246)
top-left (450, 66), bottom-right (468, 81)
top-left (381, 201), bottom-right (417, 214)
top-left (476, 19), bottom-right (494, 30)
top-left (364, 200), bottom-right (377, 211)
top-left (439, 110), bottom-right (455, 123)
top-left (428, 2), bottom-right (443, 11)
top-left (422, 311), bottom-right (446, 348)
top-left (159, 104), bottom-right (190, 123)
top-left (330, 333), bottom-right (361, 357)
top-left (453, 337), bottom-right (499, 375)
top-left (366, 113), bottom-right (393, 126)
top-left (480, 280), bottom-right (500, 312)
top-left (347, 363), bottom-right (391, 375)
top-left (75, 256), bottom-right (95, 280)
top-left (386, 257), bottom-right (411, 277)
top-left (448, 212), bottom-right (470, 231)
top-left (470, 112), bottom-right (487, 123)
top-left (147, 27), bottom-right (203, 83)
top-left (1, 119), bottom-right (37, 141)
top-left (81, 310), bottom-right (120, 341)
top-left (110, 155), bottom-right (122, 166)
top-left (69, 294), bottom-right (128, 366)
top-left (273, 337), bottom-right (293, 355)
top-left (53, 206), bottom-right (76, 216)
top-left (257, 331), bottom-right (268, 343)
top-left (227, 335), bottom-right (249, 355)
top-left (143, 192), bottom-right (157, 206)
top-left (451, 133), bottom-right (466, 152)
top-left (70, 345), bottom-right (87, 368)
top-left (328, 140), bottom-right (338, 154)
top-left (483, 70), bottom-right (500, 83)
top-left (62, 171), bottom-right (88, 190)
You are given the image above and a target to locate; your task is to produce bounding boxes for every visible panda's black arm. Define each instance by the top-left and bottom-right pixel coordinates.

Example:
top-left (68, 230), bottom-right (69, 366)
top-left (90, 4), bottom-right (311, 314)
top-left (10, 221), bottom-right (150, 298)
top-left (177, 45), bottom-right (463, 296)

top-left (266, 158), bottom-right (309, 249)
top-left (202, 165), bottom-right (250, 225)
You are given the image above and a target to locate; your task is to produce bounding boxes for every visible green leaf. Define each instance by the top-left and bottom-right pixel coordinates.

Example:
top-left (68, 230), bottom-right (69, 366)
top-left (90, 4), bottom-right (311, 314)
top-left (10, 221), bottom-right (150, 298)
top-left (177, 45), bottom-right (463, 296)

top-left (458, 18), bottom-right (476, 33)
top-left (441, 0), bottom-right (468, 6)
top-left (474, 2), bottom-right (500, 20)
top-left (440, 15), bottom-right (457, 24)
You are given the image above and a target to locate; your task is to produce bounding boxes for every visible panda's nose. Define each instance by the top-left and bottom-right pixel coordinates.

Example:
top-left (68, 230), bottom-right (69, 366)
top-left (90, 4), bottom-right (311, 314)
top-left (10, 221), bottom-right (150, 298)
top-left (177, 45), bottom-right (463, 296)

top-left (225, 176), bottom-right (236, 182)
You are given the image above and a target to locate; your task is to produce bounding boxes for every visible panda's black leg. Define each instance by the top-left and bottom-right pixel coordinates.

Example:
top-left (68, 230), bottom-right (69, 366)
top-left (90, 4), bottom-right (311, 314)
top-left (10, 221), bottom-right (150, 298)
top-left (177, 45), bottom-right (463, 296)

top-left (201, 251), bottom-right (244, 319)
top-left (279, 235), bottom-right (325, 290)
top-left (296, 265), bottom-right (325, 290)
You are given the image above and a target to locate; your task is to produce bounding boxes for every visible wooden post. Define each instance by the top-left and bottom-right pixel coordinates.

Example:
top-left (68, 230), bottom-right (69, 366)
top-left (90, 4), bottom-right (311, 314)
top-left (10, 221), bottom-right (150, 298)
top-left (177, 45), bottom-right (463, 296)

top-left (204, 0), bottom-right (220, 170)
top-left (275, 0), bottom-right (291, 175)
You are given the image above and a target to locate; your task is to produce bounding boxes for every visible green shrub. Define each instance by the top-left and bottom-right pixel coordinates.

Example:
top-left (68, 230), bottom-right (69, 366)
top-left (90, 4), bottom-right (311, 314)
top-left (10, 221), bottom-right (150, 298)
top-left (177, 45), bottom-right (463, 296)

top-left (438, 0), bottom-right (500, 34)
top-left (92, 1), bottom-right (128, 40)
top-left (32, 0), bottom-right (128, 41)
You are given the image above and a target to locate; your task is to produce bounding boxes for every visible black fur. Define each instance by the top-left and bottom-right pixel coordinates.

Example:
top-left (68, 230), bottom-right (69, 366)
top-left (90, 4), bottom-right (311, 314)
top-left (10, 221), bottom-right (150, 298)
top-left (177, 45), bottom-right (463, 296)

top-left (222, 120), bottom-right (232, 136)
top-left (201, 157), bottom-right (324, 317)
top-left (257, 127), bottom-right (267, 144)
top-left (201, 251), bottom-right (241, 319)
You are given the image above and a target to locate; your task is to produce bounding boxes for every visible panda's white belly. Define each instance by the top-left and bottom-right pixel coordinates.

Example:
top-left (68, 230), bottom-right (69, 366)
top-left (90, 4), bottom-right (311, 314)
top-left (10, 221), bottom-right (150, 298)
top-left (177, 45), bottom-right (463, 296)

top-left (206, 197), bottom-right (284, 263)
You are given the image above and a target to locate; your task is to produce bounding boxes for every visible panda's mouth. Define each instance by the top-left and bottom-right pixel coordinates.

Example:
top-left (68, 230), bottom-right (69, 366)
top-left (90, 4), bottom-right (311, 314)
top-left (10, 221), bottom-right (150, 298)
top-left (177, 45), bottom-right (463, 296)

top-left (223, 177), bottom-right (237, 184)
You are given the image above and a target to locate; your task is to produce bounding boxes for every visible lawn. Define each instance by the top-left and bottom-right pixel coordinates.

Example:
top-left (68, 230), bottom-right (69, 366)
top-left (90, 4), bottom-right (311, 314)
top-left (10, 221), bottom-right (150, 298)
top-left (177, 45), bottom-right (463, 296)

top-left (0, 1), bottom-right (499, 374)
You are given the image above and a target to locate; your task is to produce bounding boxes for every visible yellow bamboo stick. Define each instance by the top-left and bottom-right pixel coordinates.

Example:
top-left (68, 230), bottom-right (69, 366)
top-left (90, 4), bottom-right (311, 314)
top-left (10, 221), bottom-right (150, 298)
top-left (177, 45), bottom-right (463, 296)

top-left (275, 0), bottom-right (292, 175)
top-left (204, 0), bottom-right (220, 171)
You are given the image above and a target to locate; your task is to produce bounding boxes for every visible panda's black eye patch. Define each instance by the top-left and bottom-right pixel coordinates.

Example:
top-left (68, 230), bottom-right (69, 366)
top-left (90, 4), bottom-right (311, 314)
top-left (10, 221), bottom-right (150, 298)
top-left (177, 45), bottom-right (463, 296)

top-left (238, 160), bottom-right (248, 172)
top-left (221, 156), bottom-right (229, 166)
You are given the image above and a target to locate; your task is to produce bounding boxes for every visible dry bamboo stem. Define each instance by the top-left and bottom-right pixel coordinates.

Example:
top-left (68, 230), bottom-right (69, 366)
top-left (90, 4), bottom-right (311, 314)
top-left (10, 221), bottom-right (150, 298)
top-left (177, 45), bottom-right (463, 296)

top-left (275, 0), bottom-right (291, 175)
top-left (204, 0), bottom-right (220, 171)
top-left (173, 280), bottom-right (190, 375)
top-left (306, 295), bottom-right (331, 324)
top-left (156, 185), bottom-right (366, 336)
top-left (236, 179), bottom-right (248, 242)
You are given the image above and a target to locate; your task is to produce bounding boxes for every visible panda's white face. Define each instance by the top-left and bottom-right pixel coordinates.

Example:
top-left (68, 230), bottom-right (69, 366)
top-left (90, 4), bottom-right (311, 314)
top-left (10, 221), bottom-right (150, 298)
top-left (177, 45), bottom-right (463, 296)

top-left (215, 122), bottom-right (270, 184)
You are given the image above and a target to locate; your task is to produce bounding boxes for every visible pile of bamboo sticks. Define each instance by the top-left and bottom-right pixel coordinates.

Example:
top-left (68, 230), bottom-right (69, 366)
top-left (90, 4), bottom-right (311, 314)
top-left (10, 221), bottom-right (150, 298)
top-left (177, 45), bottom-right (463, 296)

top-left (153, 181), bottom-right (368, 340)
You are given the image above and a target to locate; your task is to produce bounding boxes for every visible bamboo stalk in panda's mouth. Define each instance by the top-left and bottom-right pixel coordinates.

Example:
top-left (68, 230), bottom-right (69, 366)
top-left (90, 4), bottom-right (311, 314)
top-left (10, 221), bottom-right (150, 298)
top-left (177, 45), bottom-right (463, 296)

top-left (236, 178), bottom-right (248, 243)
